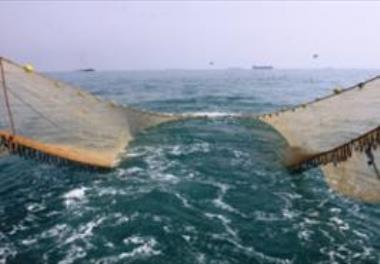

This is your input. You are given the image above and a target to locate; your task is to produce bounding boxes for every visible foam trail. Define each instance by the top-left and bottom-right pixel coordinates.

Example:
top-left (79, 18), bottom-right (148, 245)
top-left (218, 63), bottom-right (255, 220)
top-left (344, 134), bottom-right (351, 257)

top-left (178, 112), bottom-right (254, 120)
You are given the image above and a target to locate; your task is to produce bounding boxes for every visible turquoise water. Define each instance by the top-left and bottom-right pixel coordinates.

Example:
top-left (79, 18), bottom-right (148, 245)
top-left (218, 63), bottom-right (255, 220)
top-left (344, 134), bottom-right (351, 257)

top-left (1, 69), bottom-right (380, 263)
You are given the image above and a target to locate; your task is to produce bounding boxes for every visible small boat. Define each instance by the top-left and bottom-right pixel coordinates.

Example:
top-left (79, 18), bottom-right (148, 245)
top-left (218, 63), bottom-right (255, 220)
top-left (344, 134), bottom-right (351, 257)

top-left (78, 68), bottom-right (95, 72)
top-left (252, 65), bottom-right (273, 70)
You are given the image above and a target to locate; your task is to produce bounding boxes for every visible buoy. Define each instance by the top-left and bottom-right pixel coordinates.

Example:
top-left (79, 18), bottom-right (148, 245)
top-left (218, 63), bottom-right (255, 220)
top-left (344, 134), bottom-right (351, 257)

top-left (23, 64), bottom-right (34, 73)
top-left (333, 88), bottom-right (342, 94)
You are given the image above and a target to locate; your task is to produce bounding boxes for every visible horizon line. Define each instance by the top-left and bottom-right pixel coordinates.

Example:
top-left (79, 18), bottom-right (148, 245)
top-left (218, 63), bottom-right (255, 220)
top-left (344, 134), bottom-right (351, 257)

top-left (43, 67), bottom-right (380, 73)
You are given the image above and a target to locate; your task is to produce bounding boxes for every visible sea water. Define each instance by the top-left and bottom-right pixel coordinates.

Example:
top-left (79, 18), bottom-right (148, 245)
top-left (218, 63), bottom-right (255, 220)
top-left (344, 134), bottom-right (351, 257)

top-left (0, 69), bottom-right (380, 263)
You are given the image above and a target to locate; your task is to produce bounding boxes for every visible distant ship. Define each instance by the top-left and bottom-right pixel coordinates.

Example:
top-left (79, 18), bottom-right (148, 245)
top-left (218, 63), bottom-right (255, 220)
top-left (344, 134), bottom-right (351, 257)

top-left (78, 68), bottom-right (95, 72)
top-left (252, 65), bottom-right (273, 70)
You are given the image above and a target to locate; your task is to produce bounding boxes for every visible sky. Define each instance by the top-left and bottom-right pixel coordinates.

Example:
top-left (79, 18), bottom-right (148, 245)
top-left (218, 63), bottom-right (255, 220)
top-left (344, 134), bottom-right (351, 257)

top-left (1, 1), bottom-right (380, 71)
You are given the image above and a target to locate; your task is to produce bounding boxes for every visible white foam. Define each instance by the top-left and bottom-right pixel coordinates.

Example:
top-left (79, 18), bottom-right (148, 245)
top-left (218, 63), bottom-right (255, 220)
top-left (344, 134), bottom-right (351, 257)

top-left (319, 228), bottom-right (335, 243)
top-left (353, 229), bottom-right (369, 240)
top-left (253, 211), bottom-right (282, 222)
top-left (282, 208), bottom-right (297, 220)
top-left (115, 215), bottom-right (130, 225)
top-left (297, 229), bottom-right (313, 242)
top-left (158, 173), bottom-right (178, 182)
top-left (126, 153), bottom-right (144, 158)
top-left (123, 235), bottom-right (147, 245)
top-left (184, 112), bottom-right (238, 118)
top-left (213, 196), bottom-right (236, 213)
top-left (121, 236), bottom-right (161, 259)
top-left (204, 213), bottom-right (237, 238)
top-left (175, 193), bottom-right (192, 208)
top-left (97, 187), bottom-right (130, 197)
top-left (64, 217), bottom-right (105, 245)
top-left (0, 245), bottom-right (17, 264)
top-left (40, 224), bottom-right (68, 240)
top-left (252, 249), bottom-right (294, 264)
top-left (125, 167), bottom-right (143, 174)
top-left (210, 182), bottom-right (243, 216)
top-left (21, 238), bottom-right (37, 246)
top-left (115, 167), bottom-right (143, 178)
top-left (169, 145), bottom-right (182, 156)
top-left (8, 222), bottom-right (29, 236)
top-left (139, 147), bottom-right (180, 184)
top-left (304, 217), bottom-right (320, 225)
top-left (63, 187), bottom-right (87, 207)
top-left (58, 245), bottom-right (86, 264)
top-left (167, 143), bottom-right (210, 157)
top-left (196, 253), bottom-right (206, 264)
top-left (329, 208), bottom-right (342, 214)
top-left (330, 216), bottom-right (350, 232)
top-left (105, 242), bottom-right (115, 248)
top-left (232, 150), bottom-right (244, 159)
top-left (26, 202), bottom-right (45, 213)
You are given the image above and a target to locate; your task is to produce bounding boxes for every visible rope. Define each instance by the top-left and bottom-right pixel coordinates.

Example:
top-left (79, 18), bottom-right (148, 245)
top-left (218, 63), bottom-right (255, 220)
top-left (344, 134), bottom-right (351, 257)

top-left (0, 58), bottom-right (15, 135)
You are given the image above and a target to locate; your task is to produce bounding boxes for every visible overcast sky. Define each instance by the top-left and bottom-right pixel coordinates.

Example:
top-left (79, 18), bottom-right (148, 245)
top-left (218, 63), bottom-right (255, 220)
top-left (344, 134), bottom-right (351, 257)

top-left (1, 1), bottom-right (380, 71)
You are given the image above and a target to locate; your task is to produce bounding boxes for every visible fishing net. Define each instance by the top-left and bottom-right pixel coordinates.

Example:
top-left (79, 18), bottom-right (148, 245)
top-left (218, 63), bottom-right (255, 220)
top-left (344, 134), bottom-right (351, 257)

top-left (1, 57), bottom-right (379, 202)
top-left (0, 58), bottom-right (180, 168)
top-left (260, 76), bottom-right (380, 202)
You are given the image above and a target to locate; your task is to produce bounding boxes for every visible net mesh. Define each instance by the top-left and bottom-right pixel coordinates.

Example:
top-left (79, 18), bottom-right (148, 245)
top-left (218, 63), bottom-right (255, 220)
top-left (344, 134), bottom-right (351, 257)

top-left (1, 57), bottom-right (379, 202)
top-left (0, 58), bottom-right (179, 168)
top-left (260, 76), bottom-right (380, 202)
